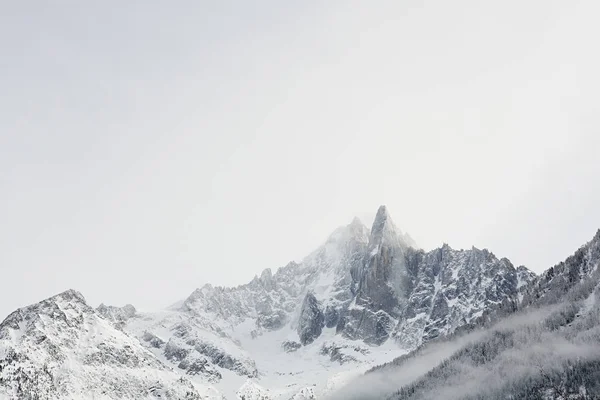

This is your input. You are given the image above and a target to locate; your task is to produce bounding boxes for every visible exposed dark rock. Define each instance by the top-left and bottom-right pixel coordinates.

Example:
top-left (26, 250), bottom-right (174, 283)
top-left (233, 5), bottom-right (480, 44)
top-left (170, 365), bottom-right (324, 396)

top-left (297, 292), bottom-right (325, 345)
top-left (164, 340), bottom-right (190, 362)
top-left (521, 229), bottom-right (600, 307)
top-left (324, 305), bottom-right (340, 328)
top-left (142, 331), bottom-right (166, 349)
top-left (178, 357), bottom-right (222, 382)
top-left (97, 303), bottom-right (137, 330)
top-left (282, 340), bottom-right (302, 353)
top-left (320, 343), bottom-right (359, 365)
top-left (257, 310), bottom-right (287, 330)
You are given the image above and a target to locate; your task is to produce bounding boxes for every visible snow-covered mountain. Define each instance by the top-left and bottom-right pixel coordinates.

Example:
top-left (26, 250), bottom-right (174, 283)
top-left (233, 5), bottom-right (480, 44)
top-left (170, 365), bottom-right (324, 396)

top-left (0, 290), bottom-right (222, 400)
top-left (333, 229), bottom-right (600, 400)
top-left (171, 206), bottom-right (532, 350)
top-left (0, 206), bottom-right (551, 399)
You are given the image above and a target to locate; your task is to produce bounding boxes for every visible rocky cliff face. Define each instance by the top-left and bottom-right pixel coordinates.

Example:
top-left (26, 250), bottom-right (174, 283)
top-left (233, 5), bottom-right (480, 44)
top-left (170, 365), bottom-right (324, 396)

top-left (297, 293), bottom-right (325, 345)
top-left (521, 229), bottom-right (600, 307)
top-left (393, 245), bottom-right (533, 348)
top-left (339, 206), bottom-right (412, 344)
top-left (178, 214), bottom-right (371, 341)
top-left (347, 229), bottom-right (600, 400)
top-left (96, 303), bottom-right (137, 330)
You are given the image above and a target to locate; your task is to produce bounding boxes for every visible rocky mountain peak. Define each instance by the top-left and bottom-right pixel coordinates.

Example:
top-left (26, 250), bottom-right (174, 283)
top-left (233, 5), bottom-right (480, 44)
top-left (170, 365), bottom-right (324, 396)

top-left (350, 216), bottom-right (364, 227)
top-left (324, 217), bottom-right (369, 248)
top-left (259, 268), bottom-right (275, 290)
top-left (96, 303), bottom-right (137, 329)
top-left (347, 216), bottom-right (369, 238)
top-left (370, 205), bottom-right (395, 238)
top-left (594, 228), bottom-right (600, 242)
top-left (37, 288), bottom-right (90, 312)
top-left (260, 268), bottom-right (273, 281)
top-left (368, 205), bottom-right (411, 251)
top-left (0, 289), bottom-right (93, 336)
top-left (53, 288), bottom-right (86, 302)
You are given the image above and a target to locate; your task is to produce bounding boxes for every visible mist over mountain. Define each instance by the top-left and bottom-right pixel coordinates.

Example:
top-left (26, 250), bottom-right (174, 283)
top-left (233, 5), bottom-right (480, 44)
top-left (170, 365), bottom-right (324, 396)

top-left (1, 207), bottom-right (598, 399)
top-left (329, 229), bottom-right (600, 400)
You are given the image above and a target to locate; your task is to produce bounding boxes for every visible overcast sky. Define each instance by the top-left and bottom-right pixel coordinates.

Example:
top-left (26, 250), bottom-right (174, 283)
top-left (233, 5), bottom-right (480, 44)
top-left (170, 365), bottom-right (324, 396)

top-left (1, 1), bottom-right (599, 319)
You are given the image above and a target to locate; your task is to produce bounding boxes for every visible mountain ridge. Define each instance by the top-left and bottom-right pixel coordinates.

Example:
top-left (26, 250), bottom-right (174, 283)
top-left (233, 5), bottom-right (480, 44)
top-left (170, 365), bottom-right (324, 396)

top-left (332, 227), bottom-right (600, 400)
top-left (0, 205), bottom-right (554, 399)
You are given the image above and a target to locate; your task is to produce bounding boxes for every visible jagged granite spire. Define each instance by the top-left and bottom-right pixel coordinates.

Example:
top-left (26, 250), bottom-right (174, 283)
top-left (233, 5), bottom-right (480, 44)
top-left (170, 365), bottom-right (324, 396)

top-left (339, 206), bottom-right (414, 344)
top-left (369, 205), bottom-right (403, 248)
top-left (177, 205), bottom-right (530, 351)
top-left (368, 205), bottom-right (417, 251)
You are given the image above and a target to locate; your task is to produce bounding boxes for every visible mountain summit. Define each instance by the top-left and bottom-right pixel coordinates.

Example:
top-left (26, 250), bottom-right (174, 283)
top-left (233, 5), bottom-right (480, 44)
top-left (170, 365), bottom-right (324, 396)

top-left (369, 205), bottom-right (404, 248)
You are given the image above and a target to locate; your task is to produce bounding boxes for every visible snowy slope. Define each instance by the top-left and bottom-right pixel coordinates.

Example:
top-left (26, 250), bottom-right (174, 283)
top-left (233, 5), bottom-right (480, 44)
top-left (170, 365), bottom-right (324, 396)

top-left (113, 306), bottom-right (402, 399)
top-left (0, 290), bottom-right (222, 400)
top-left (112, 206), bottom-right (534, 398)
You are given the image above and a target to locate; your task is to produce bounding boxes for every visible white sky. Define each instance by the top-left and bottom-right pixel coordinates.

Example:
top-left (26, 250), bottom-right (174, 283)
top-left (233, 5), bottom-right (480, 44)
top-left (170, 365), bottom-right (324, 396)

top-left (1, 1), bottom-right (599, 319)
